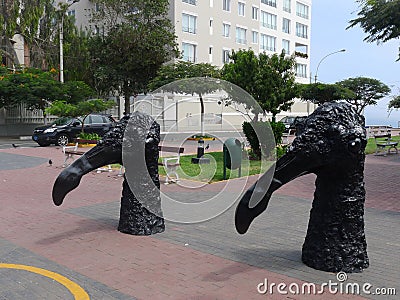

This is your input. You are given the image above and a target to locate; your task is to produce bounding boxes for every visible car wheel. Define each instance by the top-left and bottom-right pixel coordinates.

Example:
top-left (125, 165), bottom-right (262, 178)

top-left (56, 134), bottom-right (70, 146)
top-left (37, 142), bottom-right (51, 147)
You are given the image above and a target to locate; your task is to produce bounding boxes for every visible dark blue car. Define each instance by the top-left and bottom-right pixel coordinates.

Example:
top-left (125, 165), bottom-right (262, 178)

top-left (32, 114), bottom-right (115, 146)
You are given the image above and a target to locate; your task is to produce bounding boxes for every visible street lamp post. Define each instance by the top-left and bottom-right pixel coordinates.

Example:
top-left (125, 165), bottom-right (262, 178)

top-left (59, 0), bottom-right (80, 83)
top-left (314, 49), bottom-right (346, 83)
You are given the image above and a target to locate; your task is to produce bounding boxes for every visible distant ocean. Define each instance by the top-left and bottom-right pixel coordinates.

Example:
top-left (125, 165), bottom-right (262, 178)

top-left (364, 103), bottom-right (399, 128)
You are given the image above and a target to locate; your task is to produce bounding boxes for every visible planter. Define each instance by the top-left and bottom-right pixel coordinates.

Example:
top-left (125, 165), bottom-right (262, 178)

top-left (75, 138), bottom-right (99, 148)
top-left (187, 135), bottom-right (216, 141)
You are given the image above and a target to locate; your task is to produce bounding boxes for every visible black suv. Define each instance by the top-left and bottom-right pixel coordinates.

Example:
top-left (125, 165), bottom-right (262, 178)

top-left (280, 116), bottom-right (306, 132)
top-left (32, 114), bottom-right (116, 146)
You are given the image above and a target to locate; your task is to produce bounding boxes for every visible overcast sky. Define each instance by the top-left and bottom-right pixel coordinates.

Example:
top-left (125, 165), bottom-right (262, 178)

top-left (310, 0), bottom-right (400, 127)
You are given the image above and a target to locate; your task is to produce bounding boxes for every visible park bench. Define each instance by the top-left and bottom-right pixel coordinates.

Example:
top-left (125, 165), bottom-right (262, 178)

top-left (158, 145), bottom-right (185, 184)
top-left (118, 145), bottom-right (184, 183)
top-left (62, 143), bottom-right (112, 172)
top-left (374, 134), bottom-right (398, 156)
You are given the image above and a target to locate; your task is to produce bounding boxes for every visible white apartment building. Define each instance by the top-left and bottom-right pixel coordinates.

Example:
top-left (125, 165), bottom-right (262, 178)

top-left (66, 0), bottom-right (312, 119)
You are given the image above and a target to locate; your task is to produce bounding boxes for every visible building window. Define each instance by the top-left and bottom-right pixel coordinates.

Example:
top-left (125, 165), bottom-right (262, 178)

top-left (260, 34), bottom-right (276, 51)
top-left (238, 2), bottom-right (245, 17)
top-left (282, 39), bottom-right (290, 54)
top-left (261, 11), bottom-right (277, 30)
top-left (296, 2), bottom-right (309, 19)
top-left (236, 27), bottom-right (247, 45)
top-left (67, 10), bottom-right (75, 17)
top-left (252, 6), bottom-right (259, 20)
top-left (283, 0), bottom-right (291, 13)
top-left (183, 0), bottom-right (196, 5)
top-left (296, 22), bottom-right (308, 38)
top-left (222, 50), bottom-right (230, 63)
top-left (223, 0), bottom-right (231, 11)
top-left (282, 18), bottom-right (290, 34)
top-left (252, 31), bottom-right (258, 44)
top-left (182, 14), bottom-right (197, 34)
top-left (296, 63), bottom-right (307, 78)
top-left (223, 23), bottom-right (230, 37)
top-left (182, 42), bottom-right (196, 62)
top-left (261, 0), bottom-right (277, 8)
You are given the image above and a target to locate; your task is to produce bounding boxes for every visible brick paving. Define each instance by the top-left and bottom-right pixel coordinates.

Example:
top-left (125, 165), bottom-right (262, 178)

top-left (0, 146), bottom-right (398, 299)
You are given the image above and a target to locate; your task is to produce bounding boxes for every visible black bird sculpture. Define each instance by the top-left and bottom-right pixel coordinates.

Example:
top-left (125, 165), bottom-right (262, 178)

top-left (235, 102), bottom-right (369, 273)
top-left (52, 112), bottom-right (165, 236)
top-left (12, 143), bottom-right (18, 148)
top-left (48, 159), bottom-right (53, 166)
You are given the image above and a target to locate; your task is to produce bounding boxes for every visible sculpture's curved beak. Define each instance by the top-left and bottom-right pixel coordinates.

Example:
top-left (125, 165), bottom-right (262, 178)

top-left (52, 144), bottom-right (121, 206)
top-left (235, 151), bottom-right (316, 234)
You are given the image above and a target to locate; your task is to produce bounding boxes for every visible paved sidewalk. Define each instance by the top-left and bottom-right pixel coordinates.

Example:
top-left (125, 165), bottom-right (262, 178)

top-left (0, 146), bottom-right (398, 299)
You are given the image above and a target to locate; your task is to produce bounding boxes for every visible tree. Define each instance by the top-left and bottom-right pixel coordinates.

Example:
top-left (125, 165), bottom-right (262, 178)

top-left (299, 83), bottom-right (355, 105)
top-left (0, 67), bottom-right (95, 123)
top-left (348, 0), bottom-right (400, 60)
top-left (221, 49), bottom-right (299, 122)
top-left (0, 0), bottom-right (89, 79)
top-left (89, 0), bottom-right (179, 114)
top-left (337, 77), bottom-right (391, 114)
top-left (388, 95), bottom-right (400, 111)
top-left (1, 0), bottom-right (22, 66)
top-left (0, 67), bottom-right (64, 123)
top-left (46, 99), bottom-right (115, 132)
top-left (219, 49), bottom-right (263, 120)
top-left (149, 61), bottom-right (221, 135)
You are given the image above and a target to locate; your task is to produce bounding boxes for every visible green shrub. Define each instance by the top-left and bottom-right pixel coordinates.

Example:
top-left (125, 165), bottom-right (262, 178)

top-left (269, 121), bottom-right (286, 145)
top-left (78, 132), bottom-right (101, 141)
top-left (242, 121), bottom-right (284, 160)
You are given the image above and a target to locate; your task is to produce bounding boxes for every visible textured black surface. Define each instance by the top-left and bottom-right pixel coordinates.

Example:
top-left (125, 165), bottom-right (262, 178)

top-left (118, 112), bottom-right (165, 235)
top-left (236, 102), bottom-right (369, 273)
top-left (52, 111), bottom-right (164, 235)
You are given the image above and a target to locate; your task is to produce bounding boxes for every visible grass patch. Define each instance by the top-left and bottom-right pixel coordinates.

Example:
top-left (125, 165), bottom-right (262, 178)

top-left (159, 151), bottom-right (272, 183)
top-left (365, 135), bottom-right (400, 155)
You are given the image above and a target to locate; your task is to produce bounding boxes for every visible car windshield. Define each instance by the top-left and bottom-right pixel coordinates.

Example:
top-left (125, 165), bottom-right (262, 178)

top-left (281, 117), bottom-right (296, 124)
top-left (52, 117), bottom-right (73, 126)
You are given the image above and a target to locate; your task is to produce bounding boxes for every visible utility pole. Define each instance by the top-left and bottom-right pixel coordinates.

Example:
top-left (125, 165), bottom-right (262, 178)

top-left (59, 0), bottom-right (80, 83)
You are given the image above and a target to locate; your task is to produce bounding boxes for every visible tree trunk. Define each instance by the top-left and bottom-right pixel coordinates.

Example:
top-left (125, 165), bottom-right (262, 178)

top-left (200, 94), bottom-right (204, 136)
top-left (124, 93), bottom-right (131, 115)
top-left (43, 111), bottom-right (47, 125)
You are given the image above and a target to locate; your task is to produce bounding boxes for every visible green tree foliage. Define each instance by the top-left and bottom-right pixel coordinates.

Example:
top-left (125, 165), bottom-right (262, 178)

top-left (348, 0), bottom-right (400, 60)
top-left (388, 94), bottom-right (400, 110)
top-left (0, 66), bottom-right (94, 123)
top-left (242, 121), bottom-right (284, 160)
top-left (337, 77), bottom-right (391, 114)
top-left (299, 83), bottom-right (356, 105)
top-left (0, 0), bottom-right (88, 80)
top-left (0, 67), bottom-right (63, 114)
top-left (149, 61), bottom-right (221, 135)
top-left (62, 81), bottom-right (94, 104)
top-left (46, 99), bottom-right (115, 132)
top-left (89, 0), bottom-right (179, 114)
top-left (221, 49), bottom-right (299, 122)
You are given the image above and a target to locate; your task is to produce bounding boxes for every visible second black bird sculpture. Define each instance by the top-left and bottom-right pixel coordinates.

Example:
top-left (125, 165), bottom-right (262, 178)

top-left (48, 159), bottom-right (53, 166)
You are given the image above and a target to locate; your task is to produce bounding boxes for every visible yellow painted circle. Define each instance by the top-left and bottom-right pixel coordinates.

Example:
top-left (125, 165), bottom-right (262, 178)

top-left (0, 263), bottom-right (90, 300)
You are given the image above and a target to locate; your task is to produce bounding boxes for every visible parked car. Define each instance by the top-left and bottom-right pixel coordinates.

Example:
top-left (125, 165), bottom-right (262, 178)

top-left (279, 116), bottom-right (306, 133)
top-left (32, 114), bottom-right (116, 147)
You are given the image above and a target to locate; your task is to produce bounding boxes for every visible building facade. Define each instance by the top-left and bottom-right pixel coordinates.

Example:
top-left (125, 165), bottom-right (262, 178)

top-left (67, 0), bottom-right (313, 119)
top-left (0, 0), bottom-right (313, 136)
